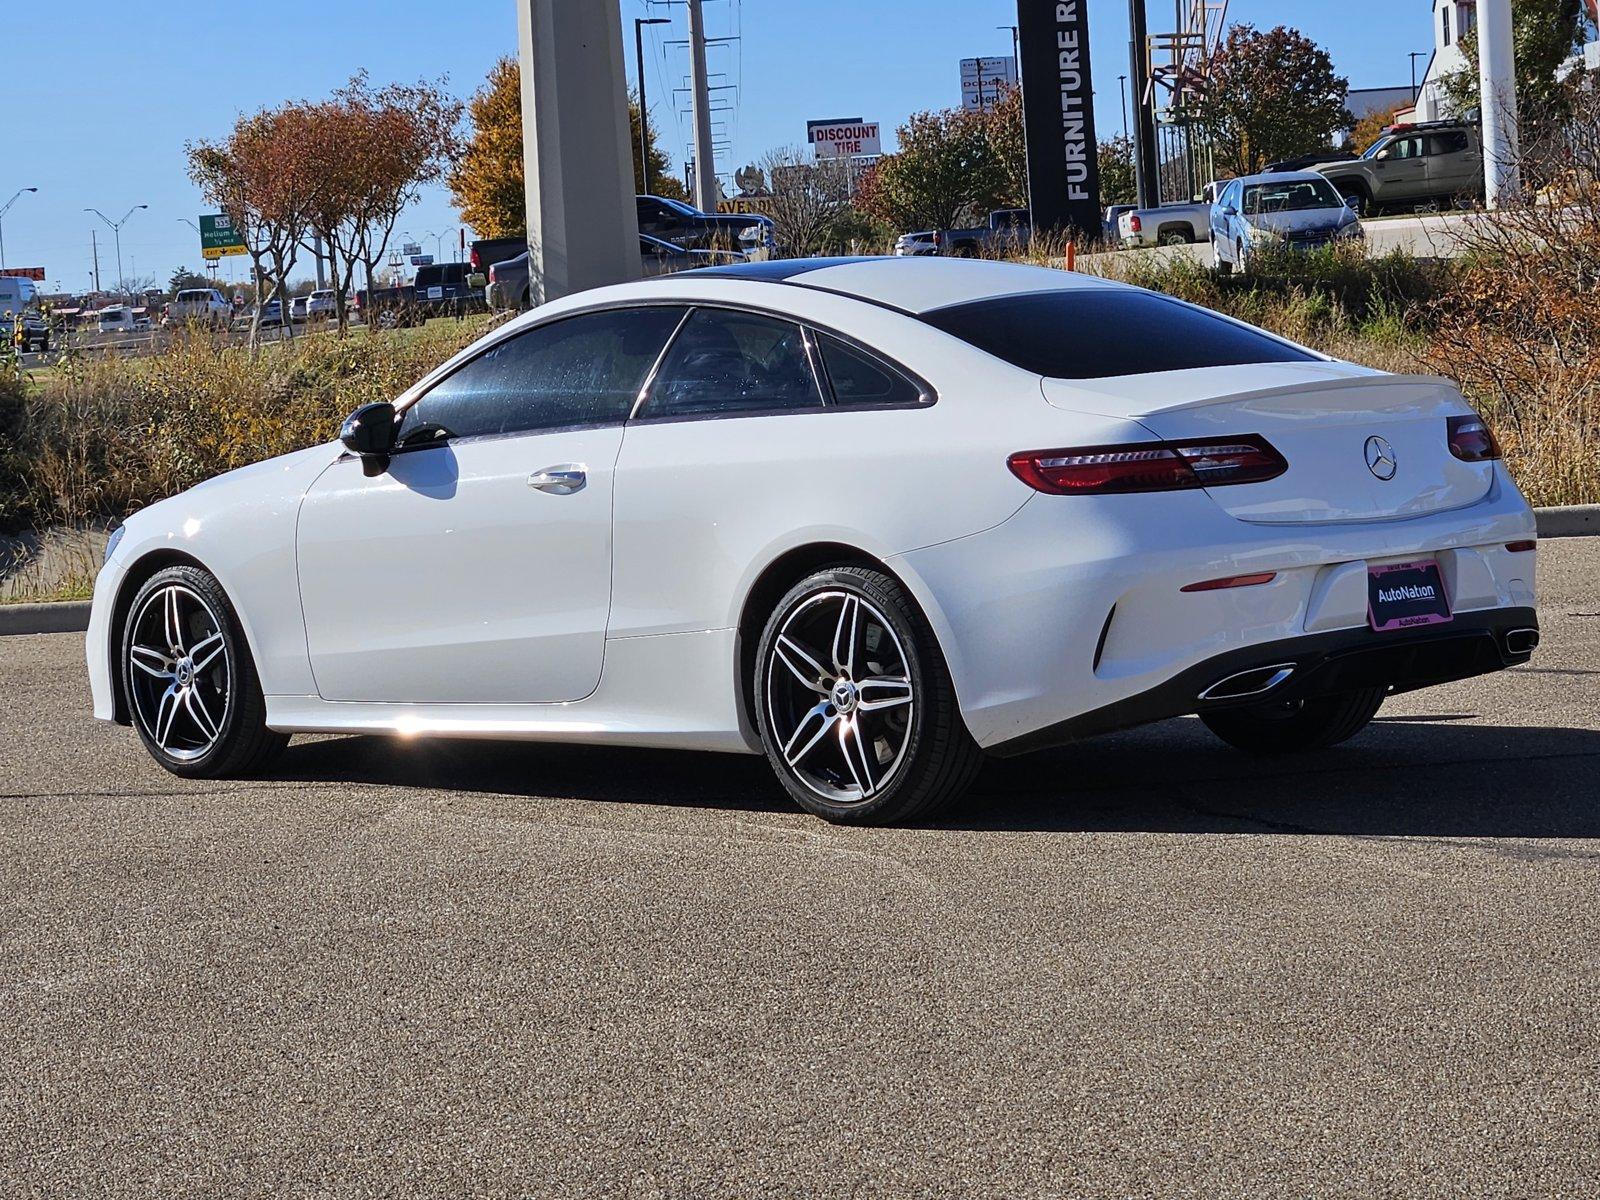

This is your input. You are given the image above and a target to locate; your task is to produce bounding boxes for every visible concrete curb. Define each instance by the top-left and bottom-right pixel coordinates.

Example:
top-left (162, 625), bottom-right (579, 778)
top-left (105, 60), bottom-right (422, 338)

top-left (1536, 504), bottom-right (1600, 538)
top-left (0, 507), bottom-right (1594, 638)
top-left (0, 601), bottom-right (91, 637)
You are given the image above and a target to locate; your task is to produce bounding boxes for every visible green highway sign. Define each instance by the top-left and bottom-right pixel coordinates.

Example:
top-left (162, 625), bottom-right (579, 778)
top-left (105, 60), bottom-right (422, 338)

top-left (199, 213), bottom-right (248, 258)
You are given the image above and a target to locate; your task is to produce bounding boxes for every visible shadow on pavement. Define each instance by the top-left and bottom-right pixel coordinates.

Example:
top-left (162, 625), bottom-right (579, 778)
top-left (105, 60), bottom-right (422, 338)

top-left (271, 718), bottom-right (1600, 839)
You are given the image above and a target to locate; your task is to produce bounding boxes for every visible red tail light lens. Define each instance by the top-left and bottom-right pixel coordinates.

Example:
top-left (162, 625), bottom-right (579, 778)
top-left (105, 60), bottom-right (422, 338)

top-left (1181, 572), bottom-right (1277, 592)
top-left (1008, 436), bottom-right (1287, 496)
top-left (469, 248), bottom-right (482, 270)
top-left (1128, 214), bottom-right (1143, 231)
top-left (1447, 413), bottom-right (1501, 462)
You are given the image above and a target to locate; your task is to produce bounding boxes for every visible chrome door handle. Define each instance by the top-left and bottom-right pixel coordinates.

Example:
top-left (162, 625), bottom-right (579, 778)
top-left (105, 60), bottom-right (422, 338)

top-left (528, 464), bottom-right (587, 495)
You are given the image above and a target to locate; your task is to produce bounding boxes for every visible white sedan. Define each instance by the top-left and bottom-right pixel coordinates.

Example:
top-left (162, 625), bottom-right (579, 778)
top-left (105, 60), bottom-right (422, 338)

top-left (87, 257), bottom-right (1540, 825)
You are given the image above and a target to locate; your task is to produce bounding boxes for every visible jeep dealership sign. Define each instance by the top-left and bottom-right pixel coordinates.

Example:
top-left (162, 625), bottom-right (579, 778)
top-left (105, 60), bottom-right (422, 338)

top-left (1016, 0), bottom-right (1101, 236)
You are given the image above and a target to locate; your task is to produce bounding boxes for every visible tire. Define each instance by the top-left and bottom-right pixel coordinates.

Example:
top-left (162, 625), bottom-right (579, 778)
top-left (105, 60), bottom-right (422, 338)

top-left (1214, 243), bottom-right (1233, 276)
top-left (753, 566), bottom-right (983, 825)
top-left (121, 564), bottom-right (287, 779)
top-left (1200, 687), bottom-right (1386, 756)
top-left (1159, 228), bottom-right (1194, 246)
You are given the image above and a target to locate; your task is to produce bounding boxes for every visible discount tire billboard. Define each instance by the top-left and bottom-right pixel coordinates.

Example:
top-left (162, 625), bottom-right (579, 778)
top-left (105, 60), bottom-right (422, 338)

top-left (1016, 0), bottom-right (1101, 237)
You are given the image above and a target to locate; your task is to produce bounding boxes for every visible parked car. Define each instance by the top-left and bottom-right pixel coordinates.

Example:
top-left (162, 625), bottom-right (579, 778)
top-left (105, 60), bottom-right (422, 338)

top-left (1307, 119), bottom-right (1483, 214)
top-left (640, 233), bottom-right (745, 277)
top-left (307, 289), bottom-right (338, 320)
top-left (1117, 183), bottom-right (1220, 248)
top-left (413, 262), bottom-right (487, 320)
top-left (354, 283), bottom-right (415, 328)
top-left (166, 288), bottom-right (230, 328)
top-left (1102, 204), bottom-right (1137, 243)
top-left (635, 194), bottom-right (775, 257)
top-left (0, 276), bottom-right (48, 351)
top-left (87, 257), bottom-right (1538, 826)
top-left (1265, 148), bottom-right (1357, 173)
top-left (894, 209), bottom-right (1032, 258)
top-left (254, 299), bottom-right (284, 328)
top-left (468, 236), bottom-right (528, 289)
top-left (290, 296), bottom-right (310, 323)
top-left (1210, 171), bottom-right (1363, 274)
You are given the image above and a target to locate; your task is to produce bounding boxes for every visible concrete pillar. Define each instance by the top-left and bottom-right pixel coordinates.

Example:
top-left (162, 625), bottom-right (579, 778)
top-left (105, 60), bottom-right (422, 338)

top-left (1478, 0), bottom-right (1521, 208)
top-left (518, 0), bottom-right (641, 304)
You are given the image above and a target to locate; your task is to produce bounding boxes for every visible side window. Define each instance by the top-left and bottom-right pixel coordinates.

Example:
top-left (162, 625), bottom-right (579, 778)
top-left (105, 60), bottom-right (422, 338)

top-left (397, 306), bottom-right (688, 446)
top-left (1391, 135), bottom-right (1424, 159)
top-left (1427, 131), bottom-right (1469, 155)
top-left (641, 308), bottom-right (823, 419)
top-left (816, 332), bottom-right (925, 408)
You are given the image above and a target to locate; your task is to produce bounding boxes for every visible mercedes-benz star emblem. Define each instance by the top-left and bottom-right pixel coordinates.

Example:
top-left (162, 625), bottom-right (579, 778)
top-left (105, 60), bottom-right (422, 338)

top-left (1364, 435), bottom-right (1397, 481)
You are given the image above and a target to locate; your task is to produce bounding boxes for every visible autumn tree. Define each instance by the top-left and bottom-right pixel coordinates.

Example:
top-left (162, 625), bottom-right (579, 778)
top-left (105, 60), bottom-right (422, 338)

top-left (448, 56), bottom-right (685, 239)
top-left (858, 106), bottom-right (1008, 231)
top-left (1098, 135), bottom-right (1137, 206)
top-left (188, 105), bottom-right (313, 348)
top-left (298, 73), bottom-right (463, 332)
top-left (759, 147), bottom-right (854, 256)
top-left (1197, 25), bottom-right (1350, 176)
top-left (1349, 103), bottom-right (1409, 155)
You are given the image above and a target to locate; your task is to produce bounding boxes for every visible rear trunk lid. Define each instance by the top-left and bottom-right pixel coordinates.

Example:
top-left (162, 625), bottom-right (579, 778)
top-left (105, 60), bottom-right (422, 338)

top-left (1042, 362), bottom-right (1493, 524)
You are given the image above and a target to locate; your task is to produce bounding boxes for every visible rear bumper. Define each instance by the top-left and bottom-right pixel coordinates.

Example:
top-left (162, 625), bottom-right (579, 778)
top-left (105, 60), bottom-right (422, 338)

top-left (988, 605), bottom-right (1537, 756)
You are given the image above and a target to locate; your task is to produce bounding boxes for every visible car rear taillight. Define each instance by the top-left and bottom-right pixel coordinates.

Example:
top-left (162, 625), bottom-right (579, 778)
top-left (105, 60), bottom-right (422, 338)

top-left (1180, 572), bottom-right (1277, 593)
top-left (1447, 413), bottom-right (1501, 462)
top-left (1128, 214), bottom-right (1142, 232)
top-left (469, 248), bottom-right (482, 270)
top-left (1008, 436), bottom-right (1287, 496)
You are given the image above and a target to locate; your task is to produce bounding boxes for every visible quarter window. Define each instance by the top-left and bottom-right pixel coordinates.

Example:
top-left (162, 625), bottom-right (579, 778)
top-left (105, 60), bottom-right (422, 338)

top-left (396, 306), bottom-right (687, 445)
top-left (640, 307), bottom-right (823, 418)
top-left (816, 332), bottom-right (925, 407)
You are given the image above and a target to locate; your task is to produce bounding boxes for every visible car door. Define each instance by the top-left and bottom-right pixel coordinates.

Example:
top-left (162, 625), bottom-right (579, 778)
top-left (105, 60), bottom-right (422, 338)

top-left (1374, 133), bottom-right (1428, 201)
top-left (1424, 130), bottom-right (1479, 201)
top-left (295, 305), bottom-right (688, 704)
top-left (1212, 180), bottom-right (1241, 259)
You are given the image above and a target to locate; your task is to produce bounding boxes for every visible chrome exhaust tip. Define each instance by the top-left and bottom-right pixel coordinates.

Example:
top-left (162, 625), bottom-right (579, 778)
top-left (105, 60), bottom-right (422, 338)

top-left (1505, 627), bottom-right (1540, 655)
top-left (1198, 663), bottom-right (1296, 703)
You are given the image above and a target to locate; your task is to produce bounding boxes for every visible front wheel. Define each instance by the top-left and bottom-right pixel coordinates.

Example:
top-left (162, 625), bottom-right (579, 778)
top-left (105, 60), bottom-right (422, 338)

top-left (1213, 242), bottom-right (1234, 275)
top-left (122, 565), bottom-right (287, 778)
top-left (1201, 687), bottom-right (1386, 755)
top-left (754, 567), bottom-right (983, 825)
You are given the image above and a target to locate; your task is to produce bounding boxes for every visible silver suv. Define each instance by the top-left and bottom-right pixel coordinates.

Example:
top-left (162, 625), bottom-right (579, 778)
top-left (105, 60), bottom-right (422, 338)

top-left (1309, 120), bottom-right (1483, 215)
top-left (166, 288), bottom-right (230, 329)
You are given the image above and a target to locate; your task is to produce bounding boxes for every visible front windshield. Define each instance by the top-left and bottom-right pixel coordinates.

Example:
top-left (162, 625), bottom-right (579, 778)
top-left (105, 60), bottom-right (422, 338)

top-left (1242, 178), bottom-right (1345, 214)
top-left (1361, 135), bottom-right (1393, 160)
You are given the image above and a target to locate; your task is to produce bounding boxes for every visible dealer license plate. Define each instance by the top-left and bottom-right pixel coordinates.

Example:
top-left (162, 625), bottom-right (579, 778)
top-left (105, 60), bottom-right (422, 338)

top-left (1368, 559), bottom-right (1452, 632)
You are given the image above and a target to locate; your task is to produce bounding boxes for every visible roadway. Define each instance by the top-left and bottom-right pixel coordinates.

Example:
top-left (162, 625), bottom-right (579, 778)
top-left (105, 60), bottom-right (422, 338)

top-left (2, 537), bottom-right (1597, 1196)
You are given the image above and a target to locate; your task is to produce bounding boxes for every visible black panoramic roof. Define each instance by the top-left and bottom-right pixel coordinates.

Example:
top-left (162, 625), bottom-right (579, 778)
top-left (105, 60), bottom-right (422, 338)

top-left (684, 255), bottom-right (898, 281)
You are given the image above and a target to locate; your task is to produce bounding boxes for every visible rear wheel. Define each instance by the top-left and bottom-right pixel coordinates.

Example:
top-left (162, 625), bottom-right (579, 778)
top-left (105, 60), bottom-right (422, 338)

top-left (1201, 687), bottom-right (1386, 755)
top-left (754, 567), bottom-right (982, 825)
top-left (121, 565), bottom-right (287, 779)
top-left (1159, 228), bottom-right (1194, 246)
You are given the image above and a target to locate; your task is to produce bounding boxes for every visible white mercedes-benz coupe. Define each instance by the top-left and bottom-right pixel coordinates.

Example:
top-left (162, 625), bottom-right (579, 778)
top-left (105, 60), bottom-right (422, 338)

top-left (87, 257), bottom-right (1540, 824)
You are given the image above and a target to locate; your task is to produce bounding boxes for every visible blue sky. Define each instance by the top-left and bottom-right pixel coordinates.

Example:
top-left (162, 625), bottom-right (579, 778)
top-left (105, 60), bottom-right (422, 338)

top-left (8, 1), bottom-right (1434, 294)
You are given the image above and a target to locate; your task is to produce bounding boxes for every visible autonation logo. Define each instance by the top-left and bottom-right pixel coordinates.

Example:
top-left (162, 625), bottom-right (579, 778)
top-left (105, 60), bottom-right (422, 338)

top-left (1378, 583), bottom-right (1437, 603)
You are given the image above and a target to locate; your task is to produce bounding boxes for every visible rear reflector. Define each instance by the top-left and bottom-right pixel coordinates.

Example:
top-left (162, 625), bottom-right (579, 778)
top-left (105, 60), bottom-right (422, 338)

top-left (1505, 540), bottom-right (1536, 553)
top-left (1447, 413), bottom-right (1501, 462)
top-left (1181, 572), bottom-right (1278, 593)
top-left (1008, 436), bottom-right (1287, 495)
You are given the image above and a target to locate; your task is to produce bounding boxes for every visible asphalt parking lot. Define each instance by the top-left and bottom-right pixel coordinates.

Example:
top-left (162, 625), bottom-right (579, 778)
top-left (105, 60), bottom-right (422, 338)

top-left (2, 539), bottom-right (1597, 1198)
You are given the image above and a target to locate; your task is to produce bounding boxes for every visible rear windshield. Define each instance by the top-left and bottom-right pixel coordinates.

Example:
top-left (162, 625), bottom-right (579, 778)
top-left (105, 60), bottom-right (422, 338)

top-left (918, 289), bottom-right (1317, 379)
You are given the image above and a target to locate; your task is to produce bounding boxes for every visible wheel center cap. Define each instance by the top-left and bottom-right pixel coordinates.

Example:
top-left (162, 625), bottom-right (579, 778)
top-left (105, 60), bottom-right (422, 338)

top-left (175, 658), bottom-right (194, 687)
top-left (831, 679), bottom-right (858, 714)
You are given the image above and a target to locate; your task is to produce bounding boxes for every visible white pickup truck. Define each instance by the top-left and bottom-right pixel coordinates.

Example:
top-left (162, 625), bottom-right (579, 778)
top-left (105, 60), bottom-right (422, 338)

top-left (1117, 182), bottom-right (1220, 248)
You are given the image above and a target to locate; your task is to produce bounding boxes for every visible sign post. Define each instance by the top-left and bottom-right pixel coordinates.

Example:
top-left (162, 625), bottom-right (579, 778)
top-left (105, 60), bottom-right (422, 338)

top-left (1015, 0), bottom-right (1101, 237)
top-left (198, 214), bottom-right (248, 259)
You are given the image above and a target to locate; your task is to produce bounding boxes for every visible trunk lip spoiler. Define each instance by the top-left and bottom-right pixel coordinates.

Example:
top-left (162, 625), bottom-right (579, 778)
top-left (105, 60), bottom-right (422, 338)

top-left (1042, 369), bottom-right (1467, 420)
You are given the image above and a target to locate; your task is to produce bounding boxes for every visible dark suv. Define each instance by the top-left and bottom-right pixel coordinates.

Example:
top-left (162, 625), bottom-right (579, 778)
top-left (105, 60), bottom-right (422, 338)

top-left (635, 195), bottom-right (775, 255)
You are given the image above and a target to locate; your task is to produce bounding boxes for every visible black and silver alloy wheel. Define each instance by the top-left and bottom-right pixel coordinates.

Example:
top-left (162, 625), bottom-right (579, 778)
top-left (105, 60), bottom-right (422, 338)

top-left (765, 590), bottom-right (916, 806)
top-left (121, 564), bottom-right (288, 779)
top-left (755, 567), bottom-right (983, 825)
top-left (127, 583), bottom-right (232, 762)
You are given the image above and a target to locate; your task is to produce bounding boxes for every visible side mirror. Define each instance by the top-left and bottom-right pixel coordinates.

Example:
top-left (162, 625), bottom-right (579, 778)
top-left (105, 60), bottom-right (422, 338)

top-left (1219, 204), bottom-right (1237, 216)
top-left (1375, 149), bottom-right (1390, 162)
top-left (1345, 195), bottom-right (1361, 210)
top-left (340, 401), bottom-right (396, 477)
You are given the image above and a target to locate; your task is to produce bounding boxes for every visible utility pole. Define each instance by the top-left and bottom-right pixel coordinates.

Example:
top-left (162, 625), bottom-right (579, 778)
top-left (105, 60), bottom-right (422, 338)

top-left (90, 229), bottom-right (101, 294)
top-left (1127, 0), bottom-right (1160, 208)
top-left (1478, 0), bottom-right (1521, 208)
top-left (635, 17), bottom-right (670, 195)
top-left (1408, 51), bottom-right (1426, 102)
top-left (686, 0), bottom-right (718, 211)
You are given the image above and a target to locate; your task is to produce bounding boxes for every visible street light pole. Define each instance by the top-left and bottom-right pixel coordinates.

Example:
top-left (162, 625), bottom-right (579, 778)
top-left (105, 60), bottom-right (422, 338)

top-left (85, 204), bottom-right (149, 300)
top-left (1408, 51), bottom-right (1426, 102)
top-left (1118, 74), bottom-right (1129, 138)
top-left (0, 187), bottom-right (39, 270)
top-left (635, 17), bottom-right (670, 195)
